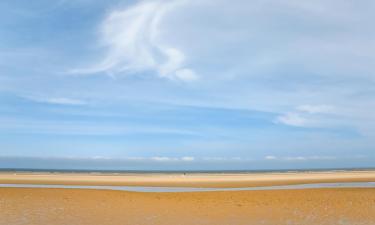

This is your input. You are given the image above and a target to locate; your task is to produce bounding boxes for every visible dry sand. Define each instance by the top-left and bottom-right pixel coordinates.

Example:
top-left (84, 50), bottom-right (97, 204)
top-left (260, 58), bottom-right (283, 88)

top-left (1, 171), bottom-right (375, 225)
top-left (1, 188), bottom-right (375, 225)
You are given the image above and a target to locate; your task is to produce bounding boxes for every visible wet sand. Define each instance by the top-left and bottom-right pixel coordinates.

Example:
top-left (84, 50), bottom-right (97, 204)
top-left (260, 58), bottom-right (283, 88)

top-left (1, 171), bottom-right (375, 225)
top-left (1, 188), bottom-right (375, 225)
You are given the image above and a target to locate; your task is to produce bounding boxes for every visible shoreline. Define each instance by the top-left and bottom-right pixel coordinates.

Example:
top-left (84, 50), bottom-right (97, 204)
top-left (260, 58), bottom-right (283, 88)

top-left (1, 170), bottom-right (375, 188)
top-left (1, 181), bottom-right (375, 193)
top-left (2, 171), bottom-right (375, 224)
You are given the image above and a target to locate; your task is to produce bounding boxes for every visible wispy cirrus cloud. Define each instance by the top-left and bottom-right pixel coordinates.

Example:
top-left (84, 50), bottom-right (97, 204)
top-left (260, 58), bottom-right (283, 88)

top-left (71, 0), bottom-right (198, 82)
top-left (275, 112), bottom-right (310, 127)
top-left (296, 105), bottom-right (334, 114)
top-left (24, 96), bottom-right (87, 106)
top-left (275, 104), bottom-right (335, 127)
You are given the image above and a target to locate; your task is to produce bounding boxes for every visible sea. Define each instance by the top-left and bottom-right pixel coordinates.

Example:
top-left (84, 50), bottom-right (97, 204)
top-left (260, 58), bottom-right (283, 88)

top-left (0, 167), bottom-right (374, 174)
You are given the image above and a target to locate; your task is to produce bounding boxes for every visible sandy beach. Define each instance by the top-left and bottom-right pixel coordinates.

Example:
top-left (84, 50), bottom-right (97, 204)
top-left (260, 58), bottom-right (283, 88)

top-left (1, 188), bottom-right (375, 225)
top-left (1, 170), bottom-right (375, 187)
top-left (1, 171), bottom-right (375, 225)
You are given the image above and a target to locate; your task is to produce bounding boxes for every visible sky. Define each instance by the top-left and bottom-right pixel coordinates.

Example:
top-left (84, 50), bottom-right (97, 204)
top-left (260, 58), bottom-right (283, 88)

top-left (0, 0), bottom-right (375, 170)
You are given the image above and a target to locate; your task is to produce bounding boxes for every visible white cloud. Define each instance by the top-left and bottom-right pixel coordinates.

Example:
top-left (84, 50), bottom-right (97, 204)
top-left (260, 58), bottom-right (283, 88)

top-left (202, 157), bottom-right (253, 161)
top-left (174, 69), bottom-right (199, 82)
top-left (43, 98), bottom-right (86, 105)
top-left (275, 112), bottom-right (309, 127)
top-left (123, 157), bottom-right (145, 161)
top-left (181, 156), bottom-right (195, 161)
top-left (296, 105), bottom-right (334, 114)
top-left (150, 156), bottom-right (176, 162)
top-left (275, 104), bottom-right (335, 127)
top-left (265, 155), bottom-right (336, 161)
top-left (265, 155), bottom-right (277, 160)
top-left (283, 156), bottom-right (337, 161)
top-left (91, 156), bottom-right (112, 160)
top-left (71, 0), bottom-right (197, 82)
top-left (149, 156), bottom-right (194, 162)
top-left (26, 96), bottom-right (87, 106)
top-left (283, 156), bottom-right (307, 161)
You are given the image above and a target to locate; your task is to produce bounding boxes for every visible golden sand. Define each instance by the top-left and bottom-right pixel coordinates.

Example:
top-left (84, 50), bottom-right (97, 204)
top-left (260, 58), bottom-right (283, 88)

top-left (1, 171), bottom-right (375, 225)
top-left (1, 188), bottom-right (375, 225)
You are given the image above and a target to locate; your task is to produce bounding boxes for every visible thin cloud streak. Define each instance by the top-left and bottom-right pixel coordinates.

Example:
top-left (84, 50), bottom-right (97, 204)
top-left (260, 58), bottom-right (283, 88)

top-left (265, 155), bottom-right (337, 161)
top-left (275, 104), bottom-right (336, 128)
top-left (24, 96), bottom-right (87, 106)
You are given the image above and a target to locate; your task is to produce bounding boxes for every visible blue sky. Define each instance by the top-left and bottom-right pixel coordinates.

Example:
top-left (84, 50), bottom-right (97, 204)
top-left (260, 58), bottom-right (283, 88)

top-left (1, 0), bottom-right (374, 170)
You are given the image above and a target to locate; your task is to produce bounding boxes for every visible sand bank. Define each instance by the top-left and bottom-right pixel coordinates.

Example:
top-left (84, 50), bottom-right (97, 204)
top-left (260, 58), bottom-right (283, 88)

top-left (1, 170), bottom-right (375, 187)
